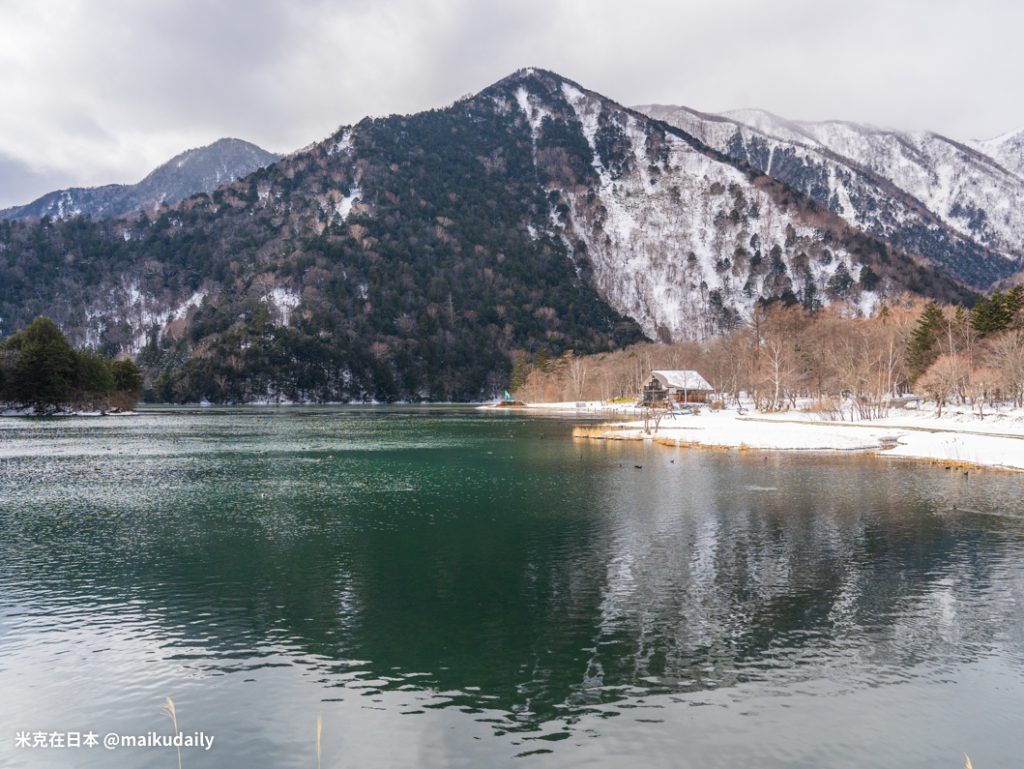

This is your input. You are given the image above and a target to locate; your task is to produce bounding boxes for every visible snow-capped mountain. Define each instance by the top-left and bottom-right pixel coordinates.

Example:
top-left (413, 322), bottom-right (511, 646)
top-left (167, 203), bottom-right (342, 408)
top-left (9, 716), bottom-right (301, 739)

top-left (507, 75), bottom-right (891, 340)
top-left (638, 104), bottom-right (1024, 289)
top-left (971, 129), bottom-right (1024, 179)
top-left (794, 120), bottom-right (1024, 256)
top-left (0, 138), bottom-right (279, 221)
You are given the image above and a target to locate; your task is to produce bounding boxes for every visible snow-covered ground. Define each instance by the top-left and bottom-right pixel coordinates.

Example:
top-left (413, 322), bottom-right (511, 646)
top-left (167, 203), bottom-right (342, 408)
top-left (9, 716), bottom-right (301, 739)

top-left (507, 401), bottom-right (1024, 472)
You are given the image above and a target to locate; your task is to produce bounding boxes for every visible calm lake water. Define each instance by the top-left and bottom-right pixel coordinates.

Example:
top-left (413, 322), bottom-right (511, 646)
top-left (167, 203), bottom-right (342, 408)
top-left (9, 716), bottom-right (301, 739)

top-left (1, 406), bottom-right (1023, 768)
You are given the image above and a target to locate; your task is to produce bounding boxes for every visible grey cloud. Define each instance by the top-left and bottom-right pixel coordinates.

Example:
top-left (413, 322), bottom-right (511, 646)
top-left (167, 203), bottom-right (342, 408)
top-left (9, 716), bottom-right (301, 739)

top-left (0, 153), bottom-right (73, 211)
top-left (1, 0), bottom-right (1021, 209)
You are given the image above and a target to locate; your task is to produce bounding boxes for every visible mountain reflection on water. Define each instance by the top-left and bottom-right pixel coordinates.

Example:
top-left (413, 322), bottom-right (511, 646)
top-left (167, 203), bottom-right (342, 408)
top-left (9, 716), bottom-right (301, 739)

top-left (1, 407), bottom-right (1023, 768)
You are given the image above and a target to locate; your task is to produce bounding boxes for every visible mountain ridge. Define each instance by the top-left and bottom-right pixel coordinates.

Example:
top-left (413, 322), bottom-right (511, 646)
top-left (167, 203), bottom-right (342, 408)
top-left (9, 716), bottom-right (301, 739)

top-left (0, 68), bottom-right (999, 402)
top-left (637, 102), bottom-right (1023, 288)
top-left (971, 128), bottom-right (1024, 178)
top-left (0, 138), bottom-right (280, 222)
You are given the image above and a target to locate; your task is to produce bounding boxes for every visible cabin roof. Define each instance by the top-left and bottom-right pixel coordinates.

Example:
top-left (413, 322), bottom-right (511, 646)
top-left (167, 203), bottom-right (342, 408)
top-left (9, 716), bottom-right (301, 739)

top-left (651, 370), bottom-right (712, 391)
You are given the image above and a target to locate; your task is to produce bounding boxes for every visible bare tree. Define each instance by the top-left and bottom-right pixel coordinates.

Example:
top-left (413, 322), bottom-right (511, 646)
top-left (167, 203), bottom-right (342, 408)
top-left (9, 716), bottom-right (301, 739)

top-left (757, 305), bottom-right (806, 409)
top-left (968, 366), bottom-right (1002, 417)
top-left (917, 354), bottom-right (970, 417)
top-left (512, 297), bottom-right (1019, 418)
top-left (567, 352), bottom-right (588, 401)
top-left (986, 329), bottom-right (1024, 408)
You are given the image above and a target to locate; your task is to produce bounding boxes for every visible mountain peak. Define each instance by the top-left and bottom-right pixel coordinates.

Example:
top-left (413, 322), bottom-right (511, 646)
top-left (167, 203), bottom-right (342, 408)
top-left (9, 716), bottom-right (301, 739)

top-left (495, 67), bottom-right (563, 85)
top-left (641, 100), bottom-right (1024, 283)
top-left (138, 137), bottom-right (278, 185)
top-left (479, 67), bottom-right (590, 103)
top-left (1, 138), bottom-right (280, 221)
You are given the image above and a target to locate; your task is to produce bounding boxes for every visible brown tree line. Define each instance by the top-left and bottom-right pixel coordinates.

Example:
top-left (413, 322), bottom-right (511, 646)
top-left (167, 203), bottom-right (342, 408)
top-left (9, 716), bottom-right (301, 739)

top-left (514, 292), bottom-right (1024, 418)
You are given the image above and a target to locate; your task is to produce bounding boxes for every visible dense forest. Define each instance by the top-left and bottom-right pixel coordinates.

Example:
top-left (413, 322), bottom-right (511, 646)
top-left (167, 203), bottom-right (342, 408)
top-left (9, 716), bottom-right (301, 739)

top-left (0, 81), bottom-right (648, 402)
top-left (0, 317), bottom-right (143, 413)
top-left (516, 288), bottom-right (1024, 416)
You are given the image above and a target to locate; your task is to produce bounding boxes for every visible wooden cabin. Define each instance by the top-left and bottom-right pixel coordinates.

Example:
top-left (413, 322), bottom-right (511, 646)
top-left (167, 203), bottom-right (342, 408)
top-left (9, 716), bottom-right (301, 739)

top-left (642, 370), bottom-right (713, 404)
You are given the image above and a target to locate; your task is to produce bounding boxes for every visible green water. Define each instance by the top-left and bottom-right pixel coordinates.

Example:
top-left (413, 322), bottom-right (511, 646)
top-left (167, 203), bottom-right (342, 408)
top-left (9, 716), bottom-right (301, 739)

top-left (1, 407), bottom-right (1023, 768)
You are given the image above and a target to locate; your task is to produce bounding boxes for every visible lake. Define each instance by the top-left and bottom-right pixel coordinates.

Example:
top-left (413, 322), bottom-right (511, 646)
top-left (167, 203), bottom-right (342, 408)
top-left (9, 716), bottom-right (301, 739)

top-left (1, 406), bottom-right (1023, 768)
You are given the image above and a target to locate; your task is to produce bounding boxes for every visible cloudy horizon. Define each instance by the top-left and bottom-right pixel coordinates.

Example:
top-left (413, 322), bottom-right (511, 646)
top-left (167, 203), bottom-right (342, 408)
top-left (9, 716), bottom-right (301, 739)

top-left (1, 0), bottom-right (1021, 209)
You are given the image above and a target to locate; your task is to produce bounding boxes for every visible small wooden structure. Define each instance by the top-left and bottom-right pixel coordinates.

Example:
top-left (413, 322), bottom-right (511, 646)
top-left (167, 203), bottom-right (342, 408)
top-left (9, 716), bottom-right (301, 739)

top-left (642, 370), bottom-right (713, 405)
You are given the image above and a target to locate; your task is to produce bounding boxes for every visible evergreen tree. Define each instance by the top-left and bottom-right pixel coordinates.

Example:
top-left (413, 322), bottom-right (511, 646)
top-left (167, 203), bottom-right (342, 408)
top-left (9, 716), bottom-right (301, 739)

top-left (971, 290), bottom-right (1009, 334)
top-left (534, 349), bottom-right (551, 372)
top-left (508, 352), bottom-right (531, 393)
top-left (1, 317), bottom-right (144, 412)
top-left (76, 349), bottom-right (115, 397)
top-left (112, 360), bottom-right (143, 394)
top-left (9, 317), bottom-right (78, 409)
top-left (906, 304), bottom-right (945, 384)
top-left (858, 265), bottom-right (880, 292)
top-left (999, 285), bottom-right (1024, 330)
top-left (826, 262), bottom-right (853, 298)
top-left (970, 287), bottom-right (1024, 336)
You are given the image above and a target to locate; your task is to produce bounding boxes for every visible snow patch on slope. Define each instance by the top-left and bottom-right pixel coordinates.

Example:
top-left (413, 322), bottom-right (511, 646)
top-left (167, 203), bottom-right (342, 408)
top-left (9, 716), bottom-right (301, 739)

top-left (82, 285), bottom-right (209, 353)
top-left (267, 287), bottom-right (301, 325)
top-left (721, 109), bottom-right (819, 145)
top-left (329, 129), bottom-right (354, 156)
top-left (335, 184), bottom-right (361, 221)
top-left (515, 87), bottom-right (550, 138)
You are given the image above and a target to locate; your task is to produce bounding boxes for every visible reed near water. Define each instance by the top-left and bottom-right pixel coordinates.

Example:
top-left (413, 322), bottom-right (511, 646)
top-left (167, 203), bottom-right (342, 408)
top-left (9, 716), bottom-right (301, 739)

top-left (316, 713), bottom-right (323, 769)
top-left (163, 697), bottom-right (182, 769)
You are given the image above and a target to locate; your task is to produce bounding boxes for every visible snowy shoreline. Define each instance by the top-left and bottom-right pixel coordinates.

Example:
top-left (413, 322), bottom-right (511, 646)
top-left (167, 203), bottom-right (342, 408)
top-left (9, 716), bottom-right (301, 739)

top-left (490, 401), bottom-right (1024, 472)
top-left (1, 407), bottom-right (137, 418)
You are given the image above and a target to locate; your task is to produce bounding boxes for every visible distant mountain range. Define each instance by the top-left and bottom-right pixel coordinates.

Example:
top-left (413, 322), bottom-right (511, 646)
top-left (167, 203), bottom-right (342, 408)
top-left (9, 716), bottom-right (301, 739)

top-left (0, 138), bottom-right (279, 221)
top-left (0, 69), bottom-right (1019, 402)
top-left (637, 104), bottom-right (1024, 289)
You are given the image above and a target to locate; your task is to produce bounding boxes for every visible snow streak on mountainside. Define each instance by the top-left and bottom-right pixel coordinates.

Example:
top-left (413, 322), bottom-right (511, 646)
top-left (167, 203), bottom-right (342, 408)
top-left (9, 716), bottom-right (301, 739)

top-left (490, 71), bottom-right (965, 341)
top-left (527, 82), bottom-right (861, 340)
top-left (796, 120), bottom-right (1024, 258)
top-left (0, 139), bottom-right (280, 221)
top-left (638, 105), bottom-right (1024, 289)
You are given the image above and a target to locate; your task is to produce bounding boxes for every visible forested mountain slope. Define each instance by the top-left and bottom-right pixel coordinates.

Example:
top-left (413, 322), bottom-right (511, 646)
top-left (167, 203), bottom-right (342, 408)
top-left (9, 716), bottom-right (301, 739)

top-left (0, 69), bottom-right (976, 402)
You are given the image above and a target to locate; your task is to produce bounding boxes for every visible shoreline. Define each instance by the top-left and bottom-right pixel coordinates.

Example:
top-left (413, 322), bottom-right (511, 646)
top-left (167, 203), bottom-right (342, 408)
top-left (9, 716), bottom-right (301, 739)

top-left (1, 408), bottom-right (137, 418)
top-left (543, 403), bottom-right (1024, 474)
top-left (5, 399), bottom-right (1022, 474)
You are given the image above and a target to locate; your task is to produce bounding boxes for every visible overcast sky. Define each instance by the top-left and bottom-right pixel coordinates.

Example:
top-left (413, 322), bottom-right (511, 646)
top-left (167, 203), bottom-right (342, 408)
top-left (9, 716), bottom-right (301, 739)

top-left (1, 0), bottom-right (1020, 208)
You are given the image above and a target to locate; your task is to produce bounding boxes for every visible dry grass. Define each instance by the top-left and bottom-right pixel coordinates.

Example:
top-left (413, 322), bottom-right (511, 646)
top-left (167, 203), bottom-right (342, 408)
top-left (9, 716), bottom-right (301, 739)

top-left (803, 397), bottom-right (843, 419)
top-left (571, 425), bottom-right (637, 440)
top-left (316, 713), bottom-right (323, 769)
top-left (163, 697), bottom-right (182, 769)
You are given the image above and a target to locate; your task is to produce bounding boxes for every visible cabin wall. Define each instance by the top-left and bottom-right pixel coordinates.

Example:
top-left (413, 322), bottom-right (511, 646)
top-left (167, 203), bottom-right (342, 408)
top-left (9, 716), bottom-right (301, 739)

top-left (670, 389), bottom-right (709, 403)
